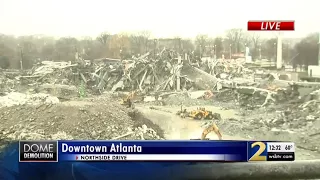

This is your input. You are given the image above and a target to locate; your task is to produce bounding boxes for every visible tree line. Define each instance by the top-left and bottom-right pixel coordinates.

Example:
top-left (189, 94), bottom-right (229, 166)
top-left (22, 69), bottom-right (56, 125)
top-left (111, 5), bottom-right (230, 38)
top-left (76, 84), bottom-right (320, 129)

top-left (0, 29), bottom-right (318, 69)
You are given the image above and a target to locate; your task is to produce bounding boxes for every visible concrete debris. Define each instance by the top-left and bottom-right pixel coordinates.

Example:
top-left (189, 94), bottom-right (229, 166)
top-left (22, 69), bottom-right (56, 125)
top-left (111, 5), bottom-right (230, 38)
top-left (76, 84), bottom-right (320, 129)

top-left (131, 124), bottom-right (164, 140)
top-left (188, 91), bottom-right (208, 99)
top-left (143, 96), bottom-right (156, 102)
top-left (0, 92), bottom-right (59, 107)
top-left (180, 63), bottom-right (218, 90)
top-left (0, 54), bottom-right (317, 110)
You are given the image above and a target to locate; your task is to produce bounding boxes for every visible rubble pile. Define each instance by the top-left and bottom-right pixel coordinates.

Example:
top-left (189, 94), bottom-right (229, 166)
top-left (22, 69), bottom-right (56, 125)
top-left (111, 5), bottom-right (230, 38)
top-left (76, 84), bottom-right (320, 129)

top-left (159, 92), bottom-right (213, 106)
top-left (123, 125), bottom-right (164, 140)
top-left (120, 51), bottom-right (183, 91)
top-left (0, 52), bottom-right (315, 110)
top-left (228, 84), bottom-right (320, 132)
top-left (0, 95), bottom-right (164, 144)
top-left (210, 59), bottom-right (249, 79)
top-left (181, 58), bottom-right (320, 108)
top-left (257, 100), bottom-right (320, 129)
top-left (0, 69), bottom-right (28, 93)
top-left (0, 123), bottom-right (162, 141)
top-left (19, 51), bottom-right (188, 94)
top-left (27, 61), bottom-right (77, 84)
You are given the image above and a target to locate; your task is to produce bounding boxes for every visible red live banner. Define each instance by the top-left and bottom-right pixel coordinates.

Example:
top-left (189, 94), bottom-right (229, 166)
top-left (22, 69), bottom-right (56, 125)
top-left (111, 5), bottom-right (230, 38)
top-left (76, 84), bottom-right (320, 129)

top-left (247, 21), bottom-right (295, 31)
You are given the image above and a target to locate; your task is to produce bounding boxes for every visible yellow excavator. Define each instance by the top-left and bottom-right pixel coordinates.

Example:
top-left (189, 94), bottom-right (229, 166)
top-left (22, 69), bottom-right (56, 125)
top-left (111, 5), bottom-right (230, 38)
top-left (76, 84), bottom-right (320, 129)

top-left (177, 105), bottom-right (222, 140)
top-left (120, 91), bottom-right (136, 108)
top-left (201, 121), bottom-right (222, 140)
top-left (191, 121), bottom-right (222, 140)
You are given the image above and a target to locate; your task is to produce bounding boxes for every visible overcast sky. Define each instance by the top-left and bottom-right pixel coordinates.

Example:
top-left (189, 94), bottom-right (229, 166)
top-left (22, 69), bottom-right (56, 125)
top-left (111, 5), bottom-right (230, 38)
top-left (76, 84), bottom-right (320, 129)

top-left (0, 0), bottom-right (319, 39)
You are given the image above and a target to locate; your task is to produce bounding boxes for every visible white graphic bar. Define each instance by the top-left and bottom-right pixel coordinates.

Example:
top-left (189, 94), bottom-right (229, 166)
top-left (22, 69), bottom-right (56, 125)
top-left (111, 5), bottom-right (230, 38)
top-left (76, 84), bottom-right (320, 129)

top-left (74, 154), bottom-right (236, 161)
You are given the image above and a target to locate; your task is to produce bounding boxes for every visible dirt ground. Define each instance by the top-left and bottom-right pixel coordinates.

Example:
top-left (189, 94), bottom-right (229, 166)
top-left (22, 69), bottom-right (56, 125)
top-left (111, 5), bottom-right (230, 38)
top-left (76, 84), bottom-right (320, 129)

top-left (0, 95), bottom-right (163, 148)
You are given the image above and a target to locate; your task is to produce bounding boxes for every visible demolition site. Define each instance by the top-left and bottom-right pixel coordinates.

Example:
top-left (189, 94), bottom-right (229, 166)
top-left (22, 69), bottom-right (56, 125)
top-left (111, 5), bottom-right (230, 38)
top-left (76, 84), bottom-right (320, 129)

top-left (0, 30), bottom-right (320, 178)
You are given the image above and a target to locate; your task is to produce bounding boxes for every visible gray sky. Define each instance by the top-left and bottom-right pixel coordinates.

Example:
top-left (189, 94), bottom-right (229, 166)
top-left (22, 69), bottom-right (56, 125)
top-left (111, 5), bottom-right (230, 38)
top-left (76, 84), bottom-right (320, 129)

top-left (0, 0), bottom-right (319, 38)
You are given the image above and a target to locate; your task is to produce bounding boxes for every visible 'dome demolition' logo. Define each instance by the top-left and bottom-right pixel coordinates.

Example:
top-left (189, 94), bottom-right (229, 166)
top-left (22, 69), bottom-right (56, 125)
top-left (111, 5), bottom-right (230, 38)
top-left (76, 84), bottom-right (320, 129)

top-left (19, 141), bottom-right (58, 162)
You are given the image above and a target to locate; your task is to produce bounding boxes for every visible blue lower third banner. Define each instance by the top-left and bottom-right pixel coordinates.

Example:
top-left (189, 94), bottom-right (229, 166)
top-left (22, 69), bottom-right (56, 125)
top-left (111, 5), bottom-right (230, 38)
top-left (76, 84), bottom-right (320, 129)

top-left (19, 140), bottom-right (249, 162)
top-left (0, 141), bottom-right (295, 180)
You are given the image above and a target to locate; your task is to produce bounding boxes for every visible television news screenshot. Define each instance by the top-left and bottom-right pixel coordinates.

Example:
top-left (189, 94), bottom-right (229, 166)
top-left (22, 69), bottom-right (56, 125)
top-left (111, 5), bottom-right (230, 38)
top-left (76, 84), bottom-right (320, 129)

top-left (0, 0), bottom-right (319, 179)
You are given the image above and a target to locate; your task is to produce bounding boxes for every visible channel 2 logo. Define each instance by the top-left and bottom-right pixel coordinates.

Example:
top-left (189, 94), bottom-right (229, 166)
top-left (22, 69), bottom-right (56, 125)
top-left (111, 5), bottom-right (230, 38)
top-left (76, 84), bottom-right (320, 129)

top-left (248, 141), bottom-right (267, 161)
top-left (19, 140), bottom-right (58, 162)
top-left (248, 141), bottom-right (295, 161)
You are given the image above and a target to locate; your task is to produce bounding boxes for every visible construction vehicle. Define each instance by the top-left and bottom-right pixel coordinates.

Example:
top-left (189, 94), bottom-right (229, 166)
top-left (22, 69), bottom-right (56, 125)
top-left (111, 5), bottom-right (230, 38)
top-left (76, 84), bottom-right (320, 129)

top-left (188, 107), bottom-right (215, 120)
top-left (120, 91), bottom-right (136, 108)
top-left (177, 106), bottom-right (222, 120)
top-left (201, 121), bottom-right (222, 140)
top-left (191, 121), bottom-right (222, 140)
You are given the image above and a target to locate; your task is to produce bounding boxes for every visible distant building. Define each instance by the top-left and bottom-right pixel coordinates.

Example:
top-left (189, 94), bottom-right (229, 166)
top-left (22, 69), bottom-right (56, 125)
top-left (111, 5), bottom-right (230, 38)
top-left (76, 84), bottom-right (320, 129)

top-left (231, 53), bottom-right (245, 59)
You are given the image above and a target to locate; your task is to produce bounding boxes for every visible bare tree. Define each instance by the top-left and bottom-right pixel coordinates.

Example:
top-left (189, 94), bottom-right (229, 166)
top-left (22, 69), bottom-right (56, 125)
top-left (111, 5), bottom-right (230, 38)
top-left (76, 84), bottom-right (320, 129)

top-left (0, 43), bottom-right (15, 68)
top-left (96, 32), bottom-right (110, 45)
top-left (81, 36), bottom-right (93, 46)
top-left (130, 30), bottom-right (151, 54)
top-left (118, 33), bottom-right (131, 50)
top-left (294, 33), bottom-right (318, 68)
top-left (207, 37), bottom-right (214, 48)
top-left (250, 32), bottom-right (261, 59)
top-left (55, 37), bottom-right (79, 61)
top-left (251, 33), bottom-right (261, 48)
top-left (225, 28), bottom-right (244, 54)
top-left (173, 36), bottom-right (182, 52)
top-left (180, 39), bottom-right (194, 52)
top-left (214, 37), bottom-right (224, 58)
top-left (78, 37), bottom-right (96, 59)
top-left (41, 43), bottom-right (55, 61)
top-left (195, 34), bottom-right (209, 57)
top-left (242, 33), bottom-right (252, 48)
top-left (262, 38), bottom-right (277, 59)
top-left (108, 33), bottom-right (131, 58)
top-left (96, 32), bottom-right (111, 57)
top-left (17, 38), bottom-right (39, 68)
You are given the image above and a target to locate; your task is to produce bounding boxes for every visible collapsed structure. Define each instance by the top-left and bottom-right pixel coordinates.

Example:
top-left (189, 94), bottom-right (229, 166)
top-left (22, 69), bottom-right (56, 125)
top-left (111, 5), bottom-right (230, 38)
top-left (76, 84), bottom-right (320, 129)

top-left (3, 50), bottom-right (318, 108)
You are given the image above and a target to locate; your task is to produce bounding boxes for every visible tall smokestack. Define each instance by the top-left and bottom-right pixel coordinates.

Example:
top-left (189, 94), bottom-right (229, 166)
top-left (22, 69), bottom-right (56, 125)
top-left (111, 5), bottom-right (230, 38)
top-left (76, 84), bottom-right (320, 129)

top-left (277, 32), bottom-right (282, 69)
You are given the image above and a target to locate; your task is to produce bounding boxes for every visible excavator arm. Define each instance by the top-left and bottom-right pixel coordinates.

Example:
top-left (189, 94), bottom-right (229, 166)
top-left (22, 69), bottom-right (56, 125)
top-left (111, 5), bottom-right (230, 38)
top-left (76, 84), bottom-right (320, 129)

top-left (201, 122), bottom-right (222, 140)
top-left (121, 91), bottom-right (136, 108)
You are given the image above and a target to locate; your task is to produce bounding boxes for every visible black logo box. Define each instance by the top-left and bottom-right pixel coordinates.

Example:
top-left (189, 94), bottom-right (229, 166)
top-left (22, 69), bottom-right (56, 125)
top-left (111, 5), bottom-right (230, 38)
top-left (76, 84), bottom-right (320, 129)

top-left (19, 140), bottom-right (58, 162)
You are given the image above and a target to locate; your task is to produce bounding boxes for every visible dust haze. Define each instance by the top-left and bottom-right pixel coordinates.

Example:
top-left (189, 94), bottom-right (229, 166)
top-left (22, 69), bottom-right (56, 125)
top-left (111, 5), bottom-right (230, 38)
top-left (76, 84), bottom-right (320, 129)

top-left (0, 0), bottom-right (320, 176)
